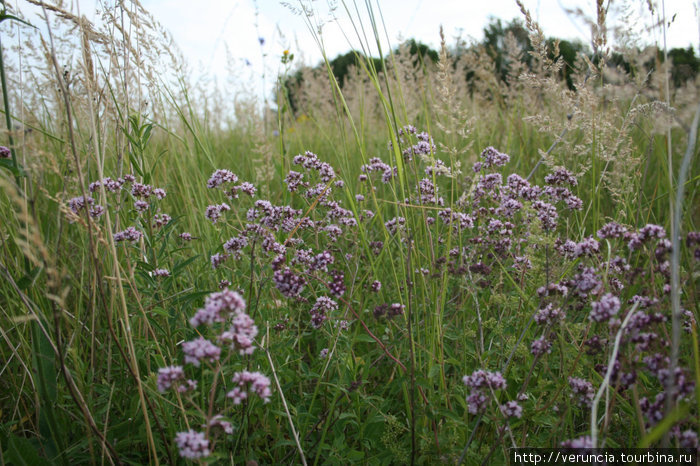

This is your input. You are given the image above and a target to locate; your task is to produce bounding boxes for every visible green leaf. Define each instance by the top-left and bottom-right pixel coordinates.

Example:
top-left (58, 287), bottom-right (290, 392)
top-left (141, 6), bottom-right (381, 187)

top-left (127, 152), bottom-right (143, 176)
top-left (0, 13), bottom-right (36, 29)
top-left (638, 403), bottom-right (689, 447)
top-left (149, 307), bottom-right (170, 319)
top-left (354, 333), bottom-right (377, 344)
top-left (172, 290), bottom-right (212, 306)
top-left (141, 123), bottom-right (153, 146)
top-left (3, 433), bottom-right (45, 466)
top-left (31, 321), bottom-right (63, 462)
top-left (16, 267), bottom-right (41, 291)
top-left (135, 261), bottom-right (155, 272)
top-left (0, 158), bottom-right (26, 177)
top-left (172, 255), bottom-right (200, 275)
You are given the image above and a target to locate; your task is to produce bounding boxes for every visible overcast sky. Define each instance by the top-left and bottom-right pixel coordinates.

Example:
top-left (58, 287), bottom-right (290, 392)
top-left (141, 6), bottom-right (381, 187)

top-left (140, 1), bottom-right (697, 63)
top-left (43, 0), bottom-right (695, 100)
top-left (126, 0), bottom-right (697, 95)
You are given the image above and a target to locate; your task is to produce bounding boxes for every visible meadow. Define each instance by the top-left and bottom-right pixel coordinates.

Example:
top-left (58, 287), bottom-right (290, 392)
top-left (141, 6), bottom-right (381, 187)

top-left (0, 0), bottom-right (699, 464)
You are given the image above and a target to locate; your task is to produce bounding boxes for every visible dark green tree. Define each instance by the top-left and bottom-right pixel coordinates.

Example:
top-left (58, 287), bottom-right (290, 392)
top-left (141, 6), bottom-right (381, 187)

top-left (668, 46), bottom-right (699, 87)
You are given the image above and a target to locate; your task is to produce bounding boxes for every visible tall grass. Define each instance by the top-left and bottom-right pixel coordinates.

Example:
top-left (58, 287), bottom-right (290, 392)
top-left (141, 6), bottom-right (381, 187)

top-left (0, 0), bottom-right (698, 464)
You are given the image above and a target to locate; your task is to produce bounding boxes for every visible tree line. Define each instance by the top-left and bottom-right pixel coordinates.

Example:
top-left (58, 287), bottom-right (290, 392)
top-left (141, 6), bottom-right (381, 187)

top-left (282, 18), bottom-right (698, 114)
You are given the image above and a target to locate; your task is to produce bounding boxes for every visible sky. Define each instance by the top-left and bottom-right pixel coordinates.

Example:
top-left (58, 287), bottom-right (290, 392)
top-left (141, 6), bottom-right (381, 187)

top-left (20, 0), bottom-right (699, 100)
top-left (131, 0), bottom-right (699, 97)
top-left (138, 0), bottom-right (698, 64)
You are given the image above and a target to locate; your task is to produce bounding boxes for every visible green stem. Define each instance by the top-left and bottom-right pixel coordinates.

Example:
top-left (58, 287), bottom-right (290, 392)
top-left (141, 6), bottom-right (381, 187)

top-left (0, 33), bottom-right (19, 186)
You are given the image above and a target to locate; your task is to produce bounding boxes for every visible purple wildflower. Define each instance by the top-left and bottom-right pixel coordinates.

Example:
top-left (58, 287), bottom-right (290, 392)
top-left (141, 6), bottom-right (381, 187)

top-left (238, 182), bottom-right (257, 196)
top-left (174, 430), bottom-right (210, 459)
top-left (205, 203), bottom-right (231, 224)
top-left (678, 430), bottom-right (698, 449)
top-left (284, 170), bottom-right (305, 192)
top-left (684, 230), bottom-right (700, 246)
top-left (385, 217), bottom-right (406, 235)
top-left (207, 169), bottom-right (238, 188)
top-left (153, 188), bottom-right (166, 200)
top-left (545, 168), bottom-right (577, 186)
top-left (627, 224), bottom-right (666, 251)
top-left (134, 200), bottom-right (149, 212)
top-left (497, 198), bottom-right (523, 217)
top-left (568, 377), bottom-right (594, 407)
top-left (589, 293), bottom-right (621, 323)
top-left (228, 371), bottom-right (272, 404)
top-left (114, 226), bottom-right (142, 242)
top-left (318, 162), bottom-right (335, 182)
top-left (402, 131), bottom-right (436, 160)
top-left (534, 304), bottom-right (565, 325)
top-left (425, 158), bottom-right (452, 176)
top-left (572, 267), bottom-right (603, 297)
top-left (597, 221), bottom-right (627, 239)
top-left (207, 415), bottom-right (233, 435)
top-left (532, 200), bottom-right (558, 231)
top-left (536, 282), bottom-right (569, 297)
top-left (210, 253), bottom-right (230, 270)
top-left (564, 193), bottom-right (583, 210)
top-left (131, 182), bottom-right (154, 199)
top-left (153, 213), bottom-right (171, 228)
top-left (310, 296), bottom-right (338, 328)
top-left (224, 235), bottom-right (248, 253)
top-left (687, 231), bottom-right (700, 248)
top-left (182, 337), bottom-right (221, 367)
top-left (328, 270), bottom-right (345, 297)
top-left (574, 236), bottom-right (600, 257)
top-left (89, 177), bottom-right (123, 193)
top-left (463, 369), bottom-right (506, 414)
top-left (219, 310), bottom-right (258, 355)
top-left (500, 401), bottom-right (523, 418)
top-left (480, 146), bottom-right (510, 168)
top-left (463, 370), bottom-right (507, 391)
top-left (388, 303), bottom-right (405, 318)
top-left (189, 289), bottom-right (246, 327)
top-left (530, 337), bottom-right (552, 356)
top-left (477, 173), bottom-right (503, 194)
top-left (68, 195), bottom-right (94, 213)
top-left (178, 379), bottom-right (197, 393)
top-left (310, 251), bottom-right (334, 272)
top-left (89, 205), bottom-right (105, 218)
top-left (273, 267), bottom-right (305, 298)
top-left (335, 320), bottom-right (350, 331)
top-left (560, 436), bottom-right (593, 448)
top-left (157, 365), bottom-right (185, 392)
top-left (466, 391), bottom-right (489, 414)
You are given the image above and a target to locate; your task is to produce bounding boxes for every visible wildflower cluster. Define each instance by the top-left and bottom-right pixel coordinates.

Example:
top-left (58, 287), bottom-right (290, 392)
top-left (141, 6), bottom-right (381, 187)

top-left (60, 114), bottom-right (700, 460)
top-left (392, 124), bottom-right (436, 161)
top-left (156, 289), bottom-right (270, 459)
top-left (528, 213), bottom-right (699, 445)
top-left (462, 369), bottom-right (521, 419)
top-left (67, 173), bottom-right (181, 252)
top-left (202, 155), bottom-right (362, 334)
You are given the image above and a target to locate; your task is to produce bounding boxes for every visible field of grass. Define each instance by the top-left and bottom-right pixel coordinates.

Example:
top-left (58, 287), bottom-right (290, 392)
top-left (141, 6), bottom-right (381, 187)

top-left (0, 1), bottom-right (699, 464)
